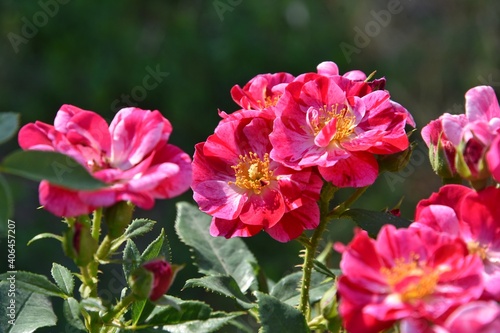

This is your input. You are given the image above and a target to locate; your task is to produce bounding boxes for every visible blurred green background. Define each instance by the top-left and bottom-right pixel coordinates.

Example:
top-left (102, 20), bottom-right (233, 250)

top-left (0, 0), bottom-right (499, 331)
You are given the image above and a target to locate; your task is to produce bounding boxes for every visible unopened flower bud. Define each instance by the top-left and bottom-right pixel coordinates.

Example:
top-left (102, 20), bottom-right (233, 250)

top-left (455, 136), bottom-right (490, 185)
top-left (63, 219), bottom-right (97, 266)
top-left (378, 142), bottom-right (414, 173)
top-left (129, 259), bottom-right (181, 301)
top-left (104, 201), bottom-right (134, 239)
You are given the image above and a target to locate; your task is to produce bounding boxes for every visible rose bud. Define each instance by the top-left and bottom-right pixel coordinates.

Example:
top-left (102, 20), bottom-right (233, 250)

top-left (63, 219), bottom-right (98, 266)
top-left (129, 258), bottom-right (181, 301)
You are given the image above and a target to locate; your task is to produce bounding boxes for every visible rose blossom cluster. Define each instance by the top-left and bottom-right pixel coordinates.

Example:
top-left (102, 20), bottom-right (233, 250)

top-left (191, 61), bottom-right (414, 242)
top-left (18, 105), bottom-right (192, 217)
top-left (422, 85), bottom-right (500, 187)
top-left (335, 85), bottom-right (500, 333)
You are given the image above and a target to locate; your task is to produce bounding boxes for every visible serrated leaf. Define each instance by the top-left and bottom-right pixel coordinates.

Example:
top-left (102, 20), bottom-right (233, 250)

top-left (153, 295), bottom-right (182, 311)
top-left (126, 218), bottom-right (156, 238)
top-left (0, 271), bottom-right (65, 298)
top-left (145, 298), bottom-right (212, 325)
top-left (51, 263), bottom-right (74, 295)
top-left (341, 208), bottom-right (412, 237)
top-left (158, 313), bottom-right (244, 333)
top-left (111, 219), bottom-right (157, 253)
top-left (124, 239), bottom-right (152, 325)
top-left (63, 297), bottom-right (85, 331)
top-left (141, 228), bottom-right (169, 262)
top-left (0, 174), bottom-right (13, 236)
top-left (184, 275), bottom-right (255, 309)
top-left (0, 112), bottom-right (19, 144)
top-left (0, 150), bottom-right (106, 190)
top-left (123, 239), bottom-right (141, 279)
top-left (256, 292), bottom-right (309, 333)
top-left (270, 271), bottom-right (330, 306)
top-left (0, 280), bottom-right (57, 333)
top-left (175, 202), bottom-right (258, 292)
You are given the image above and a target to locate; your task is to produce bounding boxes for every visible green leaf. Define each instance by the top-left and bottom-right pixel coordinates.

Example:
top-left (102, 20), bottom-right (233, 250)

top-left (126, 218), bottom-right (156, 238)
top-left (141, 228), bottom-right (169, 262)
top-left (145, 298), bottom-right (212, 325)
top-left (270, 271), bottom-right (331, 306)
top-left (175, 202), bottom-right (258, 292)
top-left (313, 259), bottom-right (340, 279)
top-left (0, 150), bottom-right (106, 190)
top-left (0, 280), bottom-right (57, 333)
top-left (0, 174), bottom-right (13, 236)
top-left (132, 299), bottom-right (154, 326)
top-left (63, 297), bottom-right (85, 330)
top-left (111, 219), bottom-right (158, 256)
top-left (256, 292), bottom-right (309, 333)
top-left (184, 275), bottom-right (255, 309)
top-left (51, 263), bottom-right (74, 295)
top-left (0, 112), bottom-right (19, 144)
top-left (123, 239), bottom-right (141, 279)
top-left (27, 232), bottom-right (63, 246)
top-left (153, 295), bottom-right (182, 311)
top-left (80, 297), bottom-right (106, 312)
top-left (0, 271), bottom-right (65, 298)
top-left (124, 239), bottom-right (154, 325)
top-left (156, 312), bottom-right (244, 333)
top-left (341, 208), bottom-right (412, 237)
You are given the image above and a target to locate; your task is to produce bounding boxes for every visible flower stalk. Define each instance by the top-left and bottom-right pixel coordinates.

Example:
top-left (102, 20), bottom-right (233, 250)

top-left (298, 182), bottom-right (336, 317)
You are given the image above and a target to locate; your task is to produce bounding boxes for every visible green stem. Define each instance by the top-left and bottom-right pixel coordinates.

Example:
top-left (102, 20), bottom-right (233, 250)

top-left (330, 186), bottom-right (369, 217)
top-left (101, 292), bottom-right (136, 324)
top-left (96, 235), bottom-right (112, 261)
top-left (298, 183), bottom-right (336, 317)
top-left (80, 265), bottom-right (97, 298)
top-left (88, 235), bottom-right (112, 282)
top-left (91, 208), bottom-right (103, 241)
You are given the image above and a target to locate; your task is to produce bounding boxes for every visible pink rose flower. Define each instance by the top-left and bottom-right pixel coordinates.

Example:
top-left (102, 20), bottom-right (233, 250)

top-left (270, 74), bottom-right (414, 187)
top-left (423, 86), bottom-right (500, 182)
top-left (401, 301), bottom-right (500, 333)
top-left (18, 105), bottom-right (192, 217)
top-left (230, 72), bottom-right (295, 111)
top-left (413, 184), bottom-right (500, 300)
top-left (335, 225), bottom-right (483, 333)
top-left (191, 110), bottom-right (322, 242)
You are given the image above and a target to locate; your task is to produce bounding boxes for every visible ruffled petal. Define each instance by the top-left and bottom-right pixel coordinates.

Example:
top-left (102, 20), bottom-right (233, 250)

top-left (319, 152), bottom-right (378, 187)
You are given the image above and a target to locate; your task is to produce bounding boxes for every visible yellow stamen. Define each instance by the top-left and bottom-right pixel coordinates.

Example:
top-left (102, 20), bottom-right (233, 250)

top-left (380, 254), bottom-right (440, 302)
top-left (229, 152), bottom-right (274, 194)
top-left (467, 241), bottom-right (488, 260)
top-left (258, 95), bottom-right (280, 109)
top-left (311, 104), bottom-right (356, 142)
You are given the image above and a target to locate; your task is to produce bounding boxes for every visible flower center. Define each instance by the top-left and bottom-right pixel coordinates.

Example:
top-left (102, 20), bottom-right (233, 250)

top-left (381, 255), bottom-right (440, 302)
top-left (229, 152), bottom-right (274, 194)
top-left (308, 104), bottom-right (356, 143)
top-left (258, 95), bottom-right (280, 109)
top-left (467, 241), bottom-right (488, 260)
